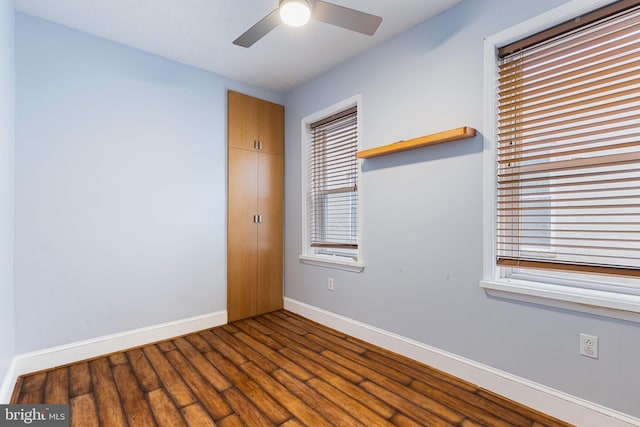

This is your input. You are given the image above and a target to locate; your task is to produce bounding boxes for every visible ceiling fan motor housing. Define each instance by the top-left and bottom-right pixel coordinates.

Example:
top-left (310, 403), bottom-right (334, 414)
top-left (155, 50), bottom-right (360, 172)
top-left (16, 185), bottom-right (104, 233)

top-left (279, 0), bottom-right (312, 27)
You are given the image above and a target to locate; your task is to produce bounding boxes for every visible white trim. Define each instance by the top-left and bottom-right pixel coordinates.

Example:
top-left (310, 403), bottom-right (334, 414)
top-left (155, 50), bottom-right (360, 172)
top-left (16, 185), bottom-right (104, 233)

top-left (299, 254), bottom-right (365, 272)
top-left (485, 0), bottom-right (620, 48)
top-left (300, 94), bottom-right (365, 271)
top-left (481, 279), bottom-right (640, 323)
top-left (0, 358), bottom-right (19, 404)
top-left (481, 0), bottom-right (640, 322)
top-left (0, 310), bottom-right (227, 403)
top-left (482, 25), bottom-right (499, 286)
top-left (284, 297), bottom-right (640, 427)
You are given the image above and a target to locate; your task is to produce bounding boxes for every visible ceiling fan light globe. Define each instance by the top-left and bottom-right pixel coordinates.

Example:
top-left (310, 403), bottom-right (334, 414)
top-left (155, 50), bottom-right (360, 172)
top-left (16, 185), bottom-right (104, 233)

top-left (279, 0), bottom-right (311, 27)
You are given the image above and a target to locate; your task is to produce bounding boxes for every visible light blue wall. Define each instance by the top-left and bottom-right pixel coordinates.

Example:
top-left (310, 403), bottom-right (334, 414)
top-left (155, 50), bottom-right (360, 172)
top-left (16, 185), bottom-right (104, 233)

top-left (284, 0), bottom-right (640, 417)
top-left (0, 0), bottom-right (15, 383)
top-left (14, 13), bottom-right (283, 353)
top-left (11, 0), bottom-right (640, 418)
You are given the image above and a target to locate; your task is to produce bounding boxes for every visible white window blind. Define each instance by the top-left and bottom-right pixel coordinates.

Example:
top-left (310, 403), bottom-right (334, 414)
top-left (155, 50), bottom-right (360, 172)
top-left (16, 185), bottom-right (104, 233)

top-left (307, 106), bottom-right (358, 250)
top-left (496, 1), bottom-right (640, 278)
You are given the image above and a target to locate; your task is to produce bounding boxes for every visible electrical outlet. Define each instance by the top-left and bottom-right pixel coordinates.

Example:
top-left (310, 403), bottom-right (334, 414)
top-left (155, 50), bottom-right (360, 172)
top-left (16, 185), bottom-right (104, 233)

top-left (580, 333), bottom-right (598, 359)
top-left (327, 277), bottom-right (334, 291)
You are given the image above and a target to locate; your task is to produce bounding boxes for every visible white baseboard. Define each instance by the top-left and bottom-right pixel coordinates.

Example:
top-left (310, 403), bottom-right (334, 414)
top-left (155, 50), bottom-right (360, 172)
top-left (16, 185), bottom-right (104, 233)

top-left (0, 310), bottom-right (227, 404)
top-left (0, 358), bottom-right (19, 405)
top-left (284, 297), bottom-right (640, 427)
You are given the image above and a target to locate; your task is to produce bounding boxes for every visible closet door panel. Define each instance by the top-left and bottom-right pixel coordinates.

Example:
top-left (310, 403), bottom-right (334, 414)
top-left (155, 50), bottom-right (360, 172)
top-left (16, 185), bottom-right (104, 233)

top-left (227, 148), bottom-right (258, 322)
top-left (256, 153), bottom-right (284, 314)
top-left (228, 91), bottom-right (258, 151)
top-left (257, 100), bottom-right (284, 155)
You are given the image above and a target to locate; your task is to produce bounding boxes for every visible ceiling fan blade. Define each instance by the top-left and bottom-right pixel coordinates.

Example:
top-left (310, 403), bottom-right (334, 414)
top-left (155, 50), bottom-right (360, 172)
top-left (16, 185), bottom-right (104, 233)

top-left (233, 8), bottom-right (281, 48)
top-left (313, 0), bottom-right (382, 36)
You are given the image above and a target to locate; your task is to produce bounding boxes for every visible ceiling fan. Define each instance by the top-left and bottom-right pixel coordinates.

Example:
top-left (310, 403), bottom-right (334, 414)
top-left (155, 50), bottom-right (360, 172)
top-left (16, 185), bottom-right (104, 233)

top-left (233, 0), bottom-right (383, 48)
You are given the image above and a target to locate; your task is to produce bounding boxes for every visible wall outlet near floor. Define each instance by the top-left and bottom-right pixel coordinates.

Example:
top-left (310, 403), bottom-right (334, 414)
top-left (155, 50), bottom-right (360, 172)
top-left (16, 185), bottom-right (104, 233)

top-left (327, 277), bottom-right (334, 291)
top-left (580, 333), bottom-right (598, 359)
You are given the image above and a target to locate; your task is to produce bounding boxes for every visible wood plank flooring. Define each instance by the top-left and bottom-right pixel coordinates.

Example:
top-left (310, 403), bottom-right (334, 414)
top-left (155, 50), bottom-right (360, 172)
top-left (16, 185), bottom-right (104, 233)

top-left (11, 310), bottom-right (573, 426)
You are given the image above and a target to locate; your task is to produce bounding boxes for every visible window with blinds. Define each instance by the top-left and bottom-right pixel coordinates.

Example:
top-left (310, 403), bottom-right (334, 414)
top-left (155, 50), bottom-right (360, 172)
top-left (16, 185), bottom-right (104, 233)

top-left (496, 1), bottom-right (640, 279)
top-left (307, 106), bottom-right (358, 254)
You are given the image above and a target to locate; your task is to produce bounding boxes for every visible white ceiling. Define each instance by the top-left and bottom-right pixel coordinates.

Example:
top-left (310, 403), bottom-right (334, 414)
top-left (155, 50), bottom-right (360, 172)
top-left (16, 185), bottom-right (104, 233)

top-left (15, 0), bottom-right (463, 92)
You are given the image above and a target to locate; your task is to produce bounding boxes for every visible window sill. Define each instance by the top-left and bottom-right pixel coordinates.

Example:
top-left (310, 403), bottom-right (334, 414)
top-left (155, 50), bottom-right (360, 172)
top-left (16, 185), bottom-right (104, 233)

top-left (299, 254), bottom-right (365, 273)
top-left (480, 278), bottom-right (640, 324)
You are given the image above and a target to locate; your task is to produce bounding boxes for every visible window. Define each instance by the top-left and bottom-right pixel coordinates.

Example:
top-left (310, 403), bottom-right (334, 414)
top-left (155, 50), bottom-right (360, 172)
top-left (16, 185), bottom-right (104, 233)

top-left (482, 0), bottom-right (640, 321)
top-left (300, 96), bottom-right (363, 272)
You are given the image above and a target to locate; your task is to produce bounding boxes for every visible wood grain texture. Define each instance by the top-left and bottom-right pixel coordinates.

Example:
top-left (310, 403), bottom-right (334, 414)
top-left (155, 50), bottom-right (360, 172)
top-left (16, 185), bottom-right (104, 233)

top-left (227, 146), bottom-right (259, 322)
top-left (69, 363), bottom-right (92, 397)
top-left (356, 126), bottom-right (476, 159)
top-left (43, 367), bottom-right (69, 404)
top-left (256, 152), bottom-right (284, 315)
top-left (228, 90), bottom-right (284, 322)
top-left (69, 393), bottom-right (99, 427)
top-left (228, 90), bottom-right (259, 152)
top-left (227, 90), bottom-right (284, 155)
top-left (181, 403), bottom-right (216, 427)
top-left (89, 358), bottom-right (126, 427)
top-left (257, 95), bottom-right (284, 155)
top-left (10, 310), bottom-right (573, 427)
top-left (112, 364), bottom-right (156, 427)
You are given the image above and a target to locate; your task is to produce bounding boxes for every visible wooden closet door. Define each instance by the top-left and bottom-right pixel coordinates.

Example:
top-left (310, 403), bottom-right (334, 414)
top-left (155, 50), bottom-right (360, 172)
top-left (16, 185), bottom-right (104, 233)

top-left (256, 152), bottom-right (284, 314)
top-left (228, 91), bottom-right (258, 151)
top-left (227, 147), bottom-right (258, 322)
top-left (258, 100), bottom-right (284, 155)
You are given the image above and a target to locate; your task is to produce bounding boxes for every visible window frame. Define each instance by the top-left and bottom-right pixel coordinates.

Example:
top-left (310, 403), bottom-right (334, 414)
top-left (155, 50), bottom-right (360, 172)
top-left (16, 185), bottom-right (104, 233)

top-left (300, 95), bottom-right (364, 272)
top-left (481, 0), bottom-right (640, 323)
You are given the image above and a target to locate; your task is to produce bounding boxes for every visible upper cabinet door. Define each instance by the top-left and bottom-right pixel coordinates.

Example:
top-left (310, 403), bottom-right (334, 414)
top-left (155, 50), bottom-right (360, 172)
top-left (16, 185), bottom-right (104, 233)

top-left (228, 91), bottom-right (284, 155)
top-left (228, 91), bottom-right (258, 151)
top-left (258, 99), bottom-right (284, 155)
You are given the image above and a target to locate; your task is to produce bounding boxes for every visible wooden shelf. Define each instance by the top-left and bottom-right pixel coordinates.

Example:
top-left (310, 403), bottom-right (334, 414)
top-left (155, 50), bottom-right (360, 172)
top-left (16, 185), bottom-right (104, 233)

top-left (356, 126), bottom-right (476, 159)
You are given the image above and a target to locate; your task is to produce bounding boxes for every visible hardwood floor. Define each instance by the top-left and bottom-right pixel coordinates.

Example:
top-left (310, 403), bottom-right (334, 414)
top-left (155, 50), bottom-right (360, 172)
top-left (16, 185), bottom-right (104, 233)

top-left (11, 310), bottom-right (573, 426)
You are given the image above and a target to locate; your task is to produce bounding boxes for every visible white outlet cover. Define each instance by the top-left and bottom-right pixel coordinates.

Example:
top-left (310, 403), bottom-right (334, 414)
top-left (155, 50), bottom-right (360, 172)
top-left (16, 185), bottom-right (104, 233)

top-left (580, 333), bottom-right (599, 359)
